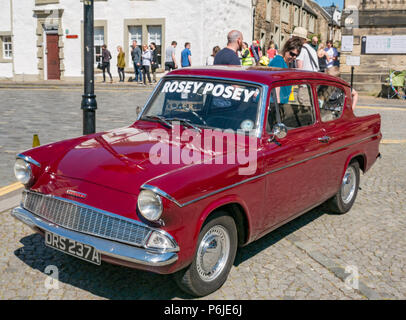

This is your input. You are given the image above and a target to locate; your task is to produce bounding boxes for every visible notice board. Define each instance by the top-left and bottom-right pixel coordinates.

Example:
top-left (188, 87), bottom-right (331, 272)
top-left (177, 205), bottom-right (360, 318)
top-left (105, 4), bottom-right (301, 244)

top-left (361, 35), bottom-right (406, 54)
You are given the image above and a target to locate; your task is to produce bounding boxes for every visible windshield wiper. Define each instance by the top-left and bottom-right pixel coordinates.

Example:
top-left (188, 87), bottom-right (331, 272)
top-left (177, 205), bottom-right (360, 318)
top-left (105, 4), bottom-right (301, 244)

top-left (142, 115), bottom-right (173, 129)
top-left (167, 117), bottom-right (202, 133)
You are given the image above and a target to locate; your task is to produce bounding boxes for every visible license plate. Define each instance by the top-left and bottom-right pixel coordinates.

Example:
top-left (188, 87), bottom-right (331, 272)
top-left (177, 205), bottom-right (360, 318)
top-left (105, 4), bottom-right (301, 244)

top-left (45, 231), bottom-right (101, 265)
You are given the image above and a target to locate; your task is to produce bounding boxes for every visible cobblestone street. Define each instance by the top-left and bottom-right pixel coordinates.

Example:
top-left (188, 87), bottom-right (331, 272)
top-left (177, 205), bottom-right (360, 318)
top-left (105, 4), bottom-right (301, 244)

top-left (0, 87), bottom-right (405, 299)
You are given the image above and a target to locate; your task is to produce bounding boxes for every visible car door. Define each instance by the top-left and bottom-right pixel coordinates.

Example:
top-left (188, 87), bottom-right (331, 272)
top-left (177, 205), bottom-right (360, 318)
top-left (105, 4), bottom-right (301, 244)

top-left (260, 81), bottom-right (335, 229)
top-left (315, 82), bottom-right (353, 193)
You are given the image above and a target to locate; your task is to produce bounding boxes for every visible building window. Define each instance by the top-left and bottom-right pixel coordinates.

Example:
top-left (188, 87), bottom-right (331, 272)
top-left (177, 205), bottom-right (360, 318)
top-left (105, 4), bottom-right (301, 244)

top-left (266, 0), bottom-right (272, 22)
top-left (260, 30), bottom-right (266, 51)
top-left (2, 36), bottom-right (12, 59)
top-left (302, 12), bottom-right (307, 28)
top-left (294, 7), bottom-right (299, 26)
top-left (124, 19), bottom-right (165, 69)
top-left (309, 16), bottom-right (315, 33)
top-left (129, 26), bottom-right (142, 45)
top-left (128, 25), bottom-right (142, 62)
top-left (148, 25), bottom-right (162, 65)
top-left (94, 27), bottom-right (104, 64)
top-left (281, 1), bottom-right (290, 24)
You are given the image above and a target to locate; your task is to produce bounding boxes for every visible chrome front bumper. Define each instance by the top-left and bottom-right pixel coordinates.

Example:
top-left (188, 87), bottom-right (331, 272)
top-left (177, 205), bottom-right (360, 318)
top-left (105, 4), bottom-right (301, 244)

top-left (11, 206), bottom-right (178, 267)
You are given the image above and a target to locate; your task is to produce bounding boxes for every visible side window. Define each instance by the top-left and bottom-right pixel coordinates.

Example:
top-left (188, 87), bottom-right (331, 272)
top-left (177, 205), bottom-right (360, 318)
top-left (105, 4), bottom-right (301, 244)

top-left (267, 84), bottom-right (315, 131)
top-left (317, 85), bottom-right (345, 122)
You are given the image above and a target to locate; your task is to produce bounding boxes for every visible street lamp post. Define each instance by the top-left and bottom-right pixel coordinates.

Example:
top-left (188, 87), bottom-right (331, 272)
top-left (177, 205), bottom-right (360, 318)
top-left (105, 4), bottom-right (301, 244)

top-left (252, 0), bottom-right (257, 41)
top-left (330, 2), bottom-right (336, 41)
top-left (81, 0), bottom-right (97, 135)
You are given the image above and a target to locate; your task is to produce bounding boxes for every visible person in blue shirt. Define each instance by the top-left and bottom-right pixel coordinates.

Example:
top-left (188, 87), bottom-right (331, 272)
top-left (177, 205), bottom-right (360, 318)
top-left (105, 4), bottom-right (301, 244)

top-left (268, 37), bottom-right (303, 104)
top-left (181, 42), bottom-right (192, 67)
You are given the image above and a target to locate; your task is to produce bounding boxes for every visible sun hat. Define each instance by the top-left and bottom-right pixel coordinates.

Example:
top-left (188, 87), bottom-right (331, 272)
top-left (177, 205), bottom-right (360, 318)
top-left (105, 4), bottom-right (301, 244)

top-left (292, 27), bottom-right (308, 40)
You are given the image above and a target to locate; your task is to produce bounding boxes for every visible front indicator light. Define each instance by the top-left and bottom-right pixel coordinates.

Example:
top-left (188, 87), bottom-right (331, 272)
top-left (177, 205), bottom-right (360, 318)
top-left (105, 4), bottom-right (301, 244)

top-left (146, 231), bottom-right (177, 252)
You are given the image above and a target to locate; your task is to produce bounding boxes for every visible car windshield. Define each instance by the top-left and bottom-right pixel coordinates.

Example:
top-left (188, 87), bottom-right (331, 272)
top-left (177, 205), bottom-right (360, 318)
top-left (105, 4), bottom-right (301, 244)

top-left (141, 78), bottom-right (263, 133)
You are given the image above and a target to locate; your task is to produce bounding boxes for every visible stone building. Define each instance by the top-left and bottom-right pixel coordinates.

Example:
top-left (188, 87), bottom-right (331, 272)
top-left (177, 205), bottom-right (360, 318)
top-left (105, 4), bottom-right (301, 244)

top-left (307, 0), bottom-right (341, 43)
top-left (340, 0), bottom-right (406, 93)
top-left (0, 0), bottom-right (253, 81)
top-left (253, 0), bottom-right (339, 53)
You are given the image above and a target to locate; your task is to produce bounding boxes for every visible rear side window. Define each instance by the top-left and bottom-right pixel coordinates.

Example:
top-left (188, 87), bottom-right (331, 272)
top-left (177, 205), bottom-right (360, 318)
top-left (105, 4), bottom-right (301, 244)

top-left (316, 85), bottom-right (345, 122)
top-left (267, 84), bottom-right (315, 131)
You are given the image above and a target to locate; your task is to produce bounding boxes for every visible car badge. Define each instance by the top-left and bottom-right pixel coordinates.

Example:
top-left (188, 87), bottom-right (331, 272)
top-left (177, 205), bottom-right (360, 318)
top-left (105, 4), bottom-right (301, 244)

top-left (66, 190), bottom-right (87, 199)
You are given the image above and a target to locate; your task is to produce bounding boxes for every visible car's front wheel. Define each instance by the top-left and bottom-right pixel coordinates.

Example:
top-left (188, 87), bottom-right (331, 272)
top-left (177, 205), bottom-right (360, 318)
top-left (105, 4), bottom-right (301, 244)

top-left (327, 160), bottom-right (360, 214)
top-left (174, 212), bottom-right (238, 297)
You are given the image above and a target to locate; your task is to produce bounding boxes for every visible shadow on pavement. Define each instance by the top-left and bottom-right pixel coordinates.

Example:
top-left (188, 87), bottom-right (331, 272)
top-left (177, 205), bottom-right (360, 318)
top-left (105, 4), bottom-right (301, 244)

top-left (14, 233), bottom-right (191, 300)
top-left (234, 205), bottom-right (327, 266)
top-left (14, 205), bottom-right (331, 299)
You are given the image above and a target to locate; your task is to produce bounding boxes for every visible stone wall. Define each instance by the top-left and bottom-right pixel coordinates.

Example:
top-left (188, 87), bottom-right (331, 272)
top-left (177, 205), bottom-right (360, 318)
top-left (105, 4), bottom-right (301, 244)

top-left (341, 0), bottom-right (406, 94)
top-left (254, 0), bottom-right (330, 53)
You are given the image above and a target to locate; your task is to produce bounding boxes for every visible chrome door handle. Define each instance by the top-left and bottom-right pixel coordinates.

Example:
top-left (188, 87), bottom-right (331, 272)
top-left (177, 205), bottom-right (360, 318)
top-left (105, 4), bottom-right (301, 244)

top-left (318, 136), bottom-right (330, 143)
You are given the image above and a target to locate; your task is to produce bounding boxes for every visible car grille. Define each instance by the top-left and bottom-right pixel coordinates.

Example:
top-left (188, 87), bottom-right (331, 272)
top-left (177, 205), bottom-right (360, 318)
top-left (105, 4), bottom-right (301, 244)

top-left (21, 190), bottom-right (152, 247)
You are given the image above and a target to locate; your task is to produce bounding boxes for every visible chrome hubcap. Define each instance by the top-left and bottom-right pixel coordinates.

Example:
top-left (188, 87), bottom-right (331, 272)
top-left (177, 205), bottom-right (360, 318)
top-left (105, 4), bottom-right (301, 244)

top-left (196, 225), bottom-right (230, 282)
top-left (341, 166), bottom-right (357, 204)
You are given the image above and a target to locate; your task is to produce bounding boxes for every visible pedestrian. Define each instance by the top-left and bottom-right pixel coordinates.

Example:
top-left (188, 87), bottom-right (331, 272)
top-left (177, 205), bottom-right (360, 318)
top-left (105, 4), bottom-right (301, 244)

top-left (181, 42), bottom-right (192, 67)
top-left (293, 27), bottom-right (319, 72)
top-left (131, 40), bottom-right (143, 83)
top-left (117, 46), bottom-right (126, 82)
top-left (267, 41), bottom-right (278, 61)
top-left (310, 36), bottom-right (319, 51)
top-left (325, 40), bottom-right (339, 76)
top-left (249, 40), bottom-right (262, 65)
top-left (214, 30), bottom-right (243, 66)
top-left (241, 42), bottom-right (254, 66)
top-left (268, 37), bottom-right (302, 69)
top-left (149, 42), bottom-right (158, 83)
top-left (268, 37), bottom-right (303, 103)
top-left (141, 44), bottom-right (152, 85)
top-left (206, 46), bottom-right (221, 66)
top-left (101, 44), bottom-right (113, 83)
top-left (165, 41), bottom-right (178, 71)
top-left (268, 37), bottom-right (303, 68)
top-left (317, 43), bottom-right (330, 73)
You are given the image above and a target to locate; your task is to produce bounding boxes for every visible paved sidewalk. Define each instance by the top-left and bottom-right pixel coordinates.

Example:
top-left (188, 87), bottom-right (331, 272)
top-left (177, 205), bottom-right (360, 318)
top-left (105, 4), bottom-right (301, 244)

top-left (358, 96), bottom-right (406, 108)
top-left (0, 73), bottom-right (166, 90)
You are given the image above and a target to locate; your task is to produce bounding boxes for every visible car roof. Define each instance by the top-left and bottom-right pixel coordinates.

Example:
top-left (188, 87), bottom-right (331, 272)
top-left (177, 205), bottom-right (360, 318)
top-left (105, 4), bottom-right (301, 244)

top-left (166, 65), bottom-right (350, 88)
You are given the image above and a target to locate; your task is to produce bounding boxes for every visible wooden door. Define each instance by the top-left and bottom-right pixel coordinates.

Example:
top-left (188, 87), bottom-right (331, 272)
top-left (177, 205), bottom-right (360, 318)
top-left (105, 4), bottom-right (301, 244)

top-left (47, 34), bottom-right (60, 80)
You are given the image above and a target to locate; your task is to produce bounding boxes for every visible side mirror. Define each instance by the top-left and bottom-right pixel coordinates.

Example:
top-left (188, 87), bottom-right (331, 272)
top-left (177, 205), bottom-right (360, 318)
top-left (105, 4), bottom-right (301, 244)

top-left (272, 123), bottom-right (288, 139)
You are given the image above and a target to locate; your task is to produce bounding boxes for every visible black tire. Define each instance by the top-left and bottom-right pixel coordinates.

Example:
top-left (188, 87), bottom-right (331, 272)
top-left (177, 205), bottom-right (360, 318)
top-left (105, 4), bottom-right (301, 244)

top-left (174, 211), bottom-right (238, 297)
top-left (327, 160), bottom-right (360, 214)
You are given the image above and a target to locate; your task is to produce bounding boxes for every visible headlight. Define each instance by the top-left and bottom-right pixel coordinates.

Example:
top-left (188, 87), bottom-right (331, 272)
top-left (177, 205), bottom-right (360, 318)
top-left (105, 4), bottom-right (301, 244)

top-left (14, 159), bottom-right (33, 185)
top-left (137, 190), bottom-right (163, 221)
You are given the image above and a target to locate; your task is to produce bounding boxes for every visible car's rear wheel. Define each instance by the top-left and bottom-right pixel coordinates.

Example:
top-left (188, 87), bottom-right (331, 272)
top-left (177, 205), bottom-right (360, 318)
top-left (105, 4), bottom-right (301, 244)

top-left (174, 211), bottom-right (238, 297)
top-left (327, 160), bottom-right (360, 214)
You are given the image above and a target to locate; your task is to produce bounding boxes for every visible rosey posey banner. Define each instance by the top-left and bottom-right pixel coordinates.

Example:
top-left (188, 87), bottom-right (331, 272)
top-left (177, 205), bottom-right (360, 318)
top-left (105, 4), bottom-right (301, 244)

top-left (161, 80), bottom-right (259, 102)
top-left (146, 80), bottom-right (261, 175)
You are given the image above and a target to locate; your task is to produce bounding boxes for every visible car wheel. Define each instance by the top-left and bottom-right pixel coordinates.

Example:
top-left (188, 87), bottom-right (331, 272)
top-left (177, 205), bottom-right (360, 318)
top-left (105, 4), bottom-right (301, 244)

top-left (327, 160), bottom-right (360, 214)
top-left (174, 211), bottom-right (238, 297)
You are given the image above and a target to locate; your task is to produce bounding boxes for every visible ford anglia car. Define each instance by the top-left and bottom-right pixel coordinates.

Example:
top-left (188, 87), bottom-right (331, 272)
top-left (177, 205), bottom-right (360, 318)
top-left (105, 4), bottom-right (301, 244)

top-left (11, 66), bottom-right (381, 296)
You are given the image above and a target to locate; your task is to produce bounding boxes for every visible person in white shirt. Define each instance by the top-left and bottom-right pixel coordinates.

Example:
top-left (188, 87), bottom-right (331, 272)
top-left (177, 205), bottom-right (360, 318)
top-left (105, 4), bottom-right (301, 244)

top-left (141, 44), bottom-right (152, 85)
top-left (292, 27), bottom-right (319, 72)
top-left (206, 46), bottom-right (221, 66)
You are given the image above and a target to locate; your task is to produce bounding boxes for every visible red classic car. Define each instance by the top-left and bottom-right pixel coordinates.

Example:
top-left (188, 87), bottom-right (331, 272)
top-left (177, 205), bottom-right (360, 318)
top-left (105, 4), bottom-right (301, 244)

top-left (11, 66), bottom-right (381, 297)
